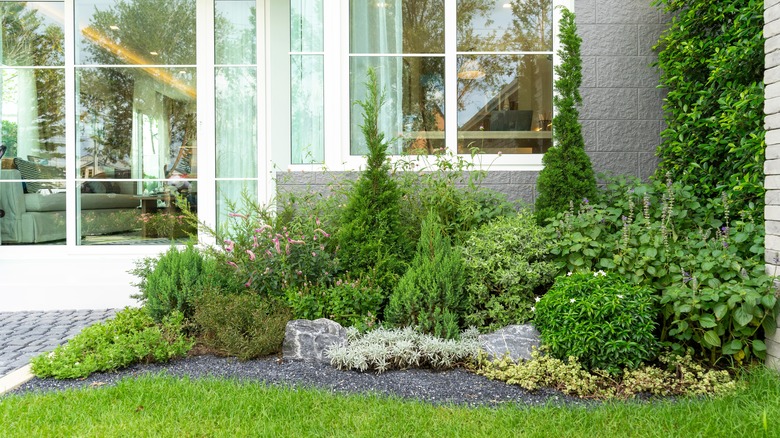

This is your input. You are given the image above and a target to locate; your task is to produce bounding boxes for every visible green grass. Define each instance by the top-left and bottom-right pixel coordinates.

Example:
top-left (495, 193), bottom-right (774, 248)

top-left (1, 367), bottom-right (779, 437)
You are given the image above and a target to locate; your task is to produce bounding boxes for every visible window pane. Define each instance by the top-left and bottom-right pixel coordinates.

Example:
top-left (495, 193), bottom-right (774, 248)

top-left (215, 0), bottom-right (257, 65)
top-left (216, 67), bottom-right (257, 178)
top-left (0, 177), bottom-right (66, 245)
top-left (350, 0), bottom-right (444, 54)
top-left (0, 2), bottom-right (65, 67)
top-left (350, 56), bottom-right (444, 155)
top-left (457, 54), bottom-right (552, 154)
top-left (291, 0), bottom-right (323, 52)
top-left (457, 0), bottom-right (552, 52)
top-left (216, 179), bottom-right (257, 232)
top-left (291, 55), bottom-right (323, 164)
top-left (76, 0), bottom-right (196, 66)
top-left (1, 68), bottom-right (66, 171)
top-left (77, 180), bottom-right (196, 244)
top-left (76, 67), bottom-right (197, 179)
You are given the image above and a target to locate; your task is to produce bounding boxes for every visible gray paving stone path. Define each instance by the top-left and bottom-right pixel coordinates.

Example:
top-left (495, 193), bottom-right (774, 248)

top-left (0, 309), bottom-right (117, 378)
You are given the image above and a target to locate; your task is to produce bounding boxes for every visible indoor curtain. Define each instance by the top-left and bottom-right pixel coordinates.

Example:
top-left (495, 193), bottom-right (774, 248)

top-left (350, 0), bottom-right (404, 155)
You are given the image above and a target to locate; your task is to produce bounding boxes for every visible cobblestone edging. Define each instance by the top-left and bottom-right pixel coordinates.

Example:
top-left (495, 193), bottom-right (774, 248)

top-left (0, 309), bottom-right (117, 378)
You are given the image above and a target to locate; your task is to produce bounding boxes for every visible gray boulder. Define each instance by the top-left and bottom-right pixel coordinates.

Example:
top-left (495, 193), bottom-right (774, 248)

top-left (478, 324), bottom-right (541, 362)
top-left (283, 318), bottom-right (347, 362)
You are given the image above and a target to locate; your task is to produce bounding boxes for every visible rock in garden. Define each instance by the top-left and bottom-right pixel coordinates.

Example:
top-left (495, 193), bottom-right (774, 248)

top-left (478, 324), bottom-right (541, 362)
top-left (283, 318), bottom-right (347, 362)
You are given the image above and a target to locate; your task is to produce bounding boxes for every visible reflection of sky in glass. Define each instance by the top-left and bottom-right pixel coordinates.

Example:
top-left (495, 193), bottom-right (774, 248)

top-left (457, 64), bottom-right (512, 127)
top-left (468, 1), bottom-right (516, 42)
top-left (27, 2), bottom-right (65, 28)
top-left (75, 0), bottom-right (115, 62)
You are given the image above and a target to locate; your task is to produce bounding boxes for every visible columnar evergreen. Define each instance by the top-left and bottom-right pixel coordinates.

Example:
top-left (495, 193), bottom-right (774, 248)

top-left (534, 7), bottom-right (596, 224)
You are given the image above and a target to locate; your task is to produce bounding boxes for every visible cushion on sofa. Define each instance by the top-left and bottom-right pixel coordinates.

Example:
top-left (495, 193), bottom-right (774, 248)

top-left (24, 192), bottom-right (140, 212)
top-left (13, 157), bottom-right (65, 193)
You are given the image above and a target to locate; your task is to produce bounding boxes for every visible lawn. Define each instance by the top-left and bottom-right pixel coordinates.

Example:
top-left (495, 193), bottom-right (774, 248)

top-left (1, 366), bottom-right (778, 437)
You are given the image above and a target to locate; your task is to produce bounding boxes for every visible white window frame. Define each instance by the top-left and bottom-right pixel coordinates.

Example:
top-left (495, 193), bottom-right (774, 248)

top-left (323, 0), bottom-right (572, 173)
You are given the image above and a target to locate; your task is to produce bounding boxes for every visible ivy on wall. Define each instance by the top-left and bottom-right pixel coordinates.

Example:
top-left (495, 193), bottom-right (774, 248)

top-left (653, 0), bottom-right (764, 221)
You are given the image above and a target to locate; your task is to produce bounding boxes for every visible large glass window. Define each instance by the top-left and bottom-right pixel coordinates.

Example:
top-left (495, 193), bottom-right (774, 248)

top-left (347, 0), bottom-right (553, 156)
top-left (75, 0), bottom-right (197, 244)
top-left (1, 2), bottom-right (67, 245)
top-left (215, 0), bottom-right (258, 224)
top-left (349, 0), bottom-right (445, 155)
top-left (290, 0), bottom-right (323, 164)
top-left (457, 0), bottom-right (553, 154)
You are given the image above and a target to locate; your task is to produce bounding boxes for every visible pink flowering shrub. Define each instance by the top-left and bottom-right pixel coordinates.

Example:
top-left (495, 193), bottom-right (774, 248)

top-left (220, 213), bottom-right (340, 298)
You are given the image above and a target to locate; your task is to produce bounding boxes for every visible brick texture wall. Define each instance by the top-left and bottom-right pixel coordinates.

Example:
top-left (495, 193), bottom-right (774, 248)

top-left (277, 1), bottom-right (667, 205)
top-left (765, 0), bottom-right (780, 370)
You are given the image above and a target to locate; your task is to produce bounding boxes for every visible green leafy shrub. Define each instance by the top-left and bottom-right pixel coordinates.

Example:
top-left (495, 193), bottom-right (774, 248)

top-left (654, 0), bottom-right (764, 222)
top-left (328, 326), bottom-right (480, 373)
top-left (285, 276), bottom-right (384, 331)
top-left (31, 307), bottom-right (192, 379)
top-left (548, 176), bottom-right (764, 292)
top-left (535, 7), bottom-right (596, 223)
top-left (659, 271), bottom-right (779, 366)
top-left (395, 149), bottom-right (516, 243)
top-left (336, 68), bottom-right (413, 293)
top-left (193, 292), bottom-right (292, 360)
top-left (461, 212), bottom-right (557, 331)
top-left (534, 272), bottom-right (659, 374)
top-left (385, 211), bottom-right (465, 339)
top-left (131, 244), bottom-right (206, 322)
top-left (473, 348), bottom-right (736, 399)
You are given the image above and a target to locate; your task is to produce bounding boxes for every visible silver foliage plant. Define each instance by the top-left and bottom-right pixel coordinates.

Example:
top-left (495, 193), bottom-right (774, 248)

top-left (328, 326), bottom-right (481, 373)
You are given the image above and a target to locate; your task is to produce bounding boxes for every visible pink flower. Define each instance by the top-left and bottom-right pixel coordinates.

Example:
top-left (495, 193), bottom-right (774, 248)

top-left (227, 261), bottom-right (238, 268)
top-left (265, 250), bottom-right (272, 257)
top-left (497, 151), bottom-right (503, 157)
top-left (252, 235), bottom-right (258, 248)
top-left (316, 217), bottom-right (321, 226)
top-left (255, 224), bottom-right (271, 233)
top-left (244, 279), bottom-right (252, 287)
top-left (289, 238), bottom-right (305, 245)
top-left (314, 228), bottom-right (330, 238)
top-left (246, 250), bottom-right (256, 261)
top-left (296, 270), bottom-right (302, 276)
top-left (228, 212), bottom-right (247, 219)
top-left (273, 236), bottom-right (281, 254)
top-left (311, 252), bottom-right (317, 257)
top-left (224, 239), bottom-right (234, 252)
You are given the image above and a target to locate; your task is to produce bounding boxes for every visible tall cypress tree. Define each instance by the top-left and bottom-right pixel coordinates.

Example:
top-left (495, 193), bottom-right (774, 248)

top-left (535, 7), bottom-right (596, 224)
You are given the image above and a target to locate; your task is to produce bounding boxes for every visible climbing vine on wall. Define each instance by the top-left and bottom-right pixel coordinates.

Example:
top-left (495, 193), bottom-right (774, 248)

top-left (653, 0), bottom-right (764, 221)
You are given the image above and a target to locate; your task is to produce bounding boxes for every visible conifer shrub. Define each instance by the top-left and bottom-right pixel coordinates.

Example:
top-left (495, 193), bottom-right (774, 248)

top-left (193, 292), bottom-right (292, 361)
top-left (385, 211), bottom-right (465, 339)
top-left (336, 68), bottom-right (412, 293)
top-left (131, 244), bottom-right (206, 322)
top-left (534, 271), bottom-right (659, 374)
top-left (461, 211), bottom-right (557, 332)
top-left (534, 7), bottom-right (596, 224)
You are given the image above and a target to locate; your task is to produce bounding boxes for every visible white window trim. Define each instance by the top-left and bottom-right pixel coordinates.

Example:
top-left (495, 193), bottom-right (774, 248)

top-left (320, 0), bottom-right (572, 174)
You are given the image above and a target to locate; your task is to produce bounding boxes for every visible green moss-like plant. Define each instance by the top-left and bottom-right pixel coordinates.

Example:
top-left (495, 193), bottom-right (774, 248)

top-left (336, 68), bottom-right (412, 293)
top-left (30, 307), bottom-right (193, 379)
top-left (385, 211), bottom-right (465, 339)
top-left (534, 7), bottom-right (596, 224)
top-left (653, 0), bottom-right (764, 222)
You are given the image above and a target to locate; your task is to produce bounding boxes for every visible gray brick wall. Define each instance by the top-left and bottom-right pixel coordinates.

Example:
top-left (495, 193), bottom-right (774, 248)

top-left (765, 0), bottom-right (780, 371)
top-left (277, 0), bottom-right (667, 206)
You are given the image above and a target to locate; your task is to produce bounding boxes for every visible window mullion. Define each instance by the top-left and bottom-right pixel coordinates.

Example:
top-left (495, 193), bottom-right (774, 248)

top-left (444, 0), bottom-right (457, 156)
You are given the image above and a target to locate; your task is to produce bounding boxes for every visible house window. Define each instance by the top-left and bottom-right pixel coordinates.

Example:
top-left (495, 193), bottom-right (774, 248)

top-left (348, 0), bottom-right (553, 157)
top-left (290, 0), bottom-right (324, 164)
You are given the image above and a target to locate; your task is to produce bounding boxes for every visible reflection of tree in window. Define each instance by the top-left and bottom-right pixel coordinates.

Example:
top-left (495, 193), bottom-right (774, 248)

top-left (0, 3), bottom-right (65, 160)
top-left (77, 0), bottom-right (196, 179)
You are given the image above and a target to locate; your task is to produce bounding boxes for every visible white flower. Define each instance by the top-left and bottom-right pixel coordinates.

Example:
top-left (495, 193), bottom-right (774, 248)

top-left (570, 298), bottom-right (576, 303)
top-left (597, 270), bottom-right (607, 276)
top-left (531, 306), bottom-right (536, 312)
top-left (567, 272), bottom-right (573, 276)
top-left (617, 294), bottom-right (624, 299)
top-left (535, 296), bottom-right (541, 303)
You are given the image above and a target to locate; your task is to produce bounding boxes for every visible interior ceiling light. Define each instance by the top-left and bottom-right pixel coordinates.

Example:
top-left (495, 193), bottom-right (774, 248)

top-left (503, 3), bottom-right (512, 8)
top-left (458, 59), bottom-right (486, 80)
top-left (109, 25), bottom-right (119, 30)
top-left (149, 51), bottom-right (159, 56)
